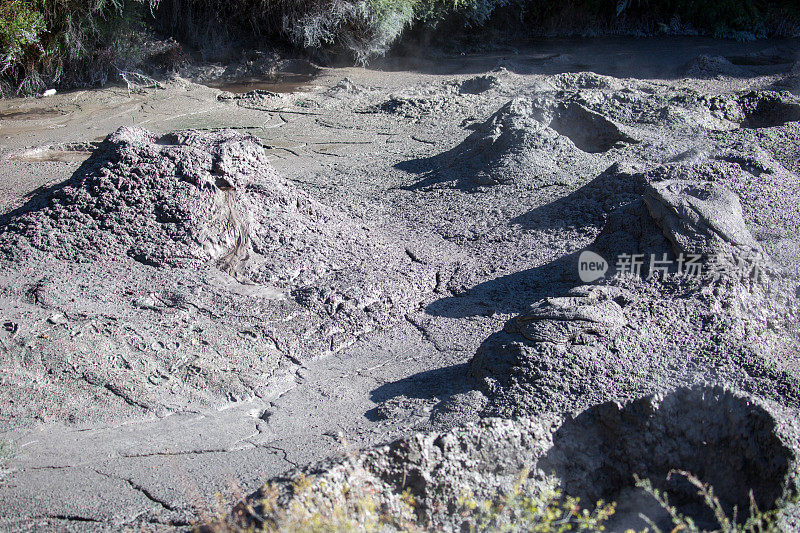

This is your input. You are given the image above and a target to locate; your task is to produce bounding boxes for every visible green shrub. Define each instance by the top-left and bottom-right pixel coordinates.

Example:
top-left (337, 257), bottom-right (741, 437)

top-left (0, 1), bottom-right (46, 77)
top-left (608, 0), bottom-right (764, 37)
top-left (201, 467), bottom-right (617, 532)
top-left (204, 470), bottom-right (424, 532)
top-left (155, 0), bottom-right (513, 64)
top-left (204, 467), bottom-right (798, 533)
top-left (636, 470), bottom-right (798, 533)
top-left (455, 469), bottom-right (617, 532)
top-left (156, 0), bottom-right (799, 66)
top-left (0, 0), bottom-right (157, 94)
top-left (3, 0), bottom-right (800, 93)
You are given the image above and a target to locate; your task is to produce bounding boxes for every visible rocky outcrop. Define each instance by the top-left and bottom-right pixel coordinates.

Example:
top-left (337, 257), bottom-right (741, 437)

top-left (516, 286), bottom-right (626, 344)
top-left (644, 177), bottom-right (762, 258)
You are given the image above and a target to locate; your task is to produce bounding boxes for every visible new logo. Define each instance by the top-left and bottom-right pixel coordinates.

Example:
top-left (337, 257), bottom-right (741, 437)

top-left (578, 250), bottom-right (608, 283)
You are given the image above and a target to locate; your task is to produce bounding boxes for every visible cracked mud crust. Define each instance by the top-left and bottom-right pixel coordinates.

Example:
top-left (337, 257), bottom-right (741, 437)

top-left (1, 37), bottom-right (800, 530)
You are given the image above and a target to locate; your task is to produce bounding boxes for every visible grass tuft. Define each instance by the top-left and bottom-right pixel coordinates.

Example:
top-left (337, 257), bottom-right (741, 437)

top-left (200, 466), bottom-right (617, 532)
top-left (636, 470), bottom-right (797, 533)
top-left (200, 466), bottom-right (798, 532)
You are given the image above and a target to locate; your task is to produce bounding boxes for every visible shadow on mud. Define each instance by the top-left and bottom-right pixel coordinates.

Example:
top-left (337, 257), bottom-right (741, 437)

top-left (424, 165), bottom-right (643, 318)
top-left (371, 37), bottom-right (798, 80)
top-left (394, 133), bottom-right (490, 192)
top-left (425, 252), bottom-right (581, 319)
top-left (366, 363), bottom-right (476, 422)
top-left (370, 363), bottom-right (473, 403)
top-left (539, 386), bottom-right (794, 530)
top-left (508, 164), bottom-right (641, 231)
top-left (0, 141), bottom-right (110, 220)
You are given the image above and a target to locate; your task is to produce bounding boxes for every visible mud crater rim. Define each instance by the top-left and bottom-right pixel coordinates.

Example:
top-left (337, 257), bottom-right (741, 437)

top-left (544, 386), bottom-right (793, 526)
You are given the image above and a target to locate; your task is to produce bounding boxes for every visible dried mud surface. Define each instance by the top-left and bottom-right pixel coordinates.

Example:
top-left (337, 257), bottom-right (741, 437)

top-left (1, 37), bottom-right (800, 530)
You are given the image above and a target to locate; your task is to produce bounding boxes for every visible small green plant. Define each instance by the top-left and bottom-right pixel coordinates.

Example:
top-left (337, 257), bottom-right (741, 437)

top-left (201, 467), bottom-right (616, 532)
top-left (205, 469), bottom-right (423, 532)
top-left (0, 0), bottom-right (159, 94)
top-left (275, 0), bottom-right (514, 64)
top-left (202, 466), bottom-right (800, 533)
top-left (609, 0), bottom-right (767, 39)
top-left (636, 470), bottom-right (797, 533)
top-left (456, 468), bottom-right (617, 532)
top-left (0, 1), bottom-right (46, 76)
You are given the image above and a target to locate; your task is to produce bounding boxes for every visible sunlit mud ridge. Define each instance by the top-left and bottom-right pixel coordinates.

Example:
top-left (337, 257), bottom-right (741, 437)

top-left (1, 40), bottom-right (800, 530)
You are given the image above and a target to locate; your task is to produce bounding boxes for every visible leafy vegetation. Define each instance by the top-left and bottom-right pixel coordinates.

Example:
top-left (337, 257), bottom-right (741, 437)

top-left (200, 466), bottom-right (797, 533)
top-left (154, 0), bottom-right (515, 64)
top-left (0, 0), bottom-right (158, 94)
top-left (455, 468), bottom-right (617, 532)
top-left (2, 0), bottom-right (799, 94)
top-left (0, 1), bottom-right (45, 81)
top-left (586, 0), bottom-right (769, 38)
top-left (203, 470), bottom-right (423, 532)
top-left (201, 467), bottom-right (617, 532)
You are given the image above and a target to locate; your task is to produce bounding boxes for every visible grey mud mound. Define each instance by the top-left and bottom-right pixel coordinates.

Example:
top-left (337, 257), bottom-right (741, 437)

top-left (469, 154), bottom-right (800, 419)
top-left (699, 90), bottom-right (800, 129)
top-left (547, 101), bottom-right (637, 153)
top-left (0, 127), bottom-right (430, 291)
top-left (458, 75), bottom-right (501, 95)
top-left (409, 95), bottom-right (636, 188)
top-left (0, 127), bottom-right (436, 425)
top-left (545, 387), bottom-right (798, 516)
top-left (237, 387), bottom-right (799, 532)
top-left (737, 91), bottom-right (800, 129)
top-left (373, 95), bottom-right (450, 120)
top-left (641, 154), bottom-right (800, 275)
top-left (1, 127), bottom-right (268, 273)
top-left (684, 55), bottom-right (745, 78)
top-left (515, 288), bottom-right (626, 344)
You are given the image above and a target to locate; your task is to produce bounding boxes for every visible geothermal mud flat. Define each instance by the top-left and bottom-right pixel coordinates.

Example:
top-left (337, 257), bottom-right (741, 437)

top-left (0, 38), bottom-right (800, 530)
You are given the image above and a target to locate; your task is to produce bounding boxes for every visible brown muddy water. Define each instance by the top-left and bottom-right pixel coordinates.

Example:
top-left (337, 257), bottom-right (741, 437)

top-left (0, 107), bottom-right (66, 120)
top-left (204, 73), bottom-right (316, 94)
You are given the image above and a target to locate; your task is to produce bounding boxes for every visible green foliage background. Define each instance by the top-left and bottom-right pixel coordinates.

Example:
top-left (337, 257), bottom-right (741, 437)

top-left (1, 0), bottom-right (157, 93)
top-left (1, 0), bottom-right (799, 94)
